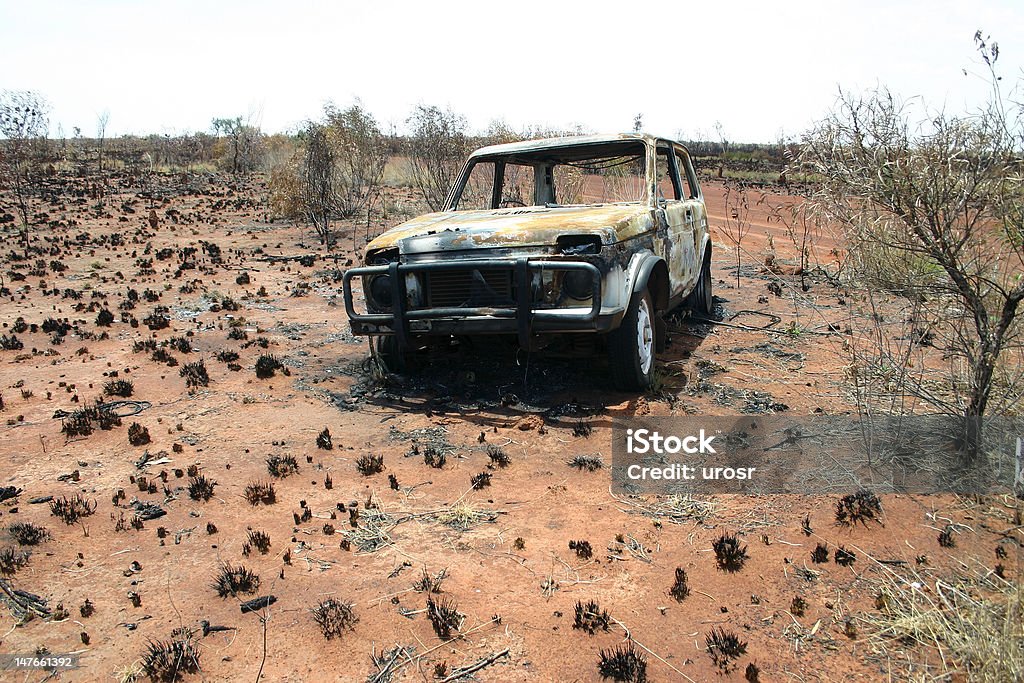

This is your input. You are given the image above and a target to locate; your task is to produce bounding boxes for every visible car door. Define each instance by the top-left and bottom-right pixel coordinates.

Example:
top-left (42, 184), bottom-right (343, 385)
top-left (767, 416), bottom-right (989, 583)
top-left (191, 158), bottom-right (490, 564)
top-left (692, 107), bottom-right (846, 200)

top-left (654, 144), bottom-right (696, 300)
top-left (674, 146), bottom-right (706, 293)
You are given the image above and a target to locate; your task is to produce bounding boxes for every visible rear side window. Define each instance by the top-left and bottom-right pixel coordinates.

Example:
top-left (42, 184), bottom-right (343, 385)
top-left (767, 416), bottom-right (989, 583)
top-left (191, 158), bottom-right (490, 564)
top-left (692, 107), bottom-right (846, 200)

top-left (675, 150), bottom-right (699, 199)
top-left (655, 147), bottom-right (681, 200)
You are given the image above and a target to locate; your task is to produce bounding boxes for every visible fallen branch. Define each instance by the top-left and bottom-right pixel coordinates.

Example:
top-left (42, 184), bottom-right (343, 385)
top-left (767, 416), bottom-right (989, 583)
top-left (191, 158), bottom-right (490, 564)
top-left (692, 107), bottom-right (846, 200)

top-left (439, 648), bottom-right (510, 682)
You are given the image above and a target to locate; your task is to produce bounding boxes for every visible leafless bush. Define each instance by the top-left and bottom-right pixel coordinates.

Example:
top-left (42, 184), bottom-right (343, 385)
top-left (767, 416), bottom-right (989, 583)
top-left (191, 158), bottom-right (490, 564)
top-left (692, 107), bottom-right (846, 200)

top-left (406, 104), bottom-right (470, 211)
top-left (0, 90), bottom-right (50, 255)
top-left (800, 34), bottom-right (1024, 453)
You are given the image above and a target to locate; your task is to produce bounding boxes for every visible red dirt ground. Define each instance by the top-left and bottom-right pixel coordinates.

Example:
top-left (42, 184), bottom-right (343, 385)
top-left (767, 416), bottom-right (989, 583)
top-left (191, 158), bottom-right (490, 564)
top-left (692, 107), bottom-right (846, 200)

top-left (0, 173), bottom-right (1018, 682)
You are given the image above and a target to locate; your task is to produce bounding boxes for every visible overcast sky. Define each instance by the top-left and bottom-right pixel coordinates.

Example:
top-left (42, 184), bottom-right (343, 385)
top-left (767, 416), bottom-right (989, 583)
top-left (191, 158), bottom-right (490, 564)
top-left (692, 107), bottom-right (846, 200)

top-left (2, 0), bottom-right (1022, 143)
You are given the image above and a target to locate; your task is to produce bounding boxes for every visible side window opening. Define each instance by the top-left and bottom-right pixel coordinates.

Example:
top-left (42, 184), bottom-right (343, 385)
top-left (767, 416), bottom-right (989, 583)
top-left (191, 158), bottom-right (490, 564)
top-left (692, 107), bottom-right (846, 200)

top-left (656, 147), bottom-right (681, 201)
top-left (675, 150), bottom-right (698, 199)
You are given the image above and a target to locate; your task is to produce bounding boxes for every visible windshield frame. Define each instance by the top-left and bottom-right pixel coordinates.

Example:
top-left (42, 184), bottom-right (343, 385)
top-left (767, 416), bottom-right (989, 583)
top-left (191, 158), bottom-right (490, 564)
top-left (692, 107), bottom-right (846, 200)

top-left (444, 139), bottom-right (655, 211)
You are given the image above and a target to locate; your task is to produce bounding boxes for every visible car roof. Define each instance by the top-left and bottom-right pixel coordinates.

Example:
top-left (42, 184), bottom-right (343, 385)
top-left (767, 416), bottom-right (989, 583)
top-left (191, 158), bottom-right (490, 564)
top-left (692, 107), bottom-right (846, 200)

top-left (468, 132), bottom-right (681, 159)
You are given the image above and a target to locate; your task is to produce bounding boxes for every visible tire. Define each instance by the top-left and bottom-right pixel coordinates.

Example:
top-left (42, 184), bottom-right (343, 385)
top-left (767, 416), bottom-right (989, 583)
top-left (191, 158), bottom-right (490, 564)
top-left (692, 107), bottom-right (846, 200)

top-left (374, 335), bottom-right (410, 374)
top-left (685, 250), bottom-right (713, 316)
top-left (608, 289), bottom-right (656, 391)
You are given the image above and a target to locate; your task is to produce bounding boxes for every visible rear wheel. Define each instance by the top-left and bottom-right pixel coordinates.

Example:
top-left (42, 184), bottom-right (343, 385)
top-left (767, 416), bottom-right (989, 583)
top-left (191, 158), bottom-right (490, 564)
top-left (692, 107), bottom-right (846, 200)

top-left (608, 289), bottom-right (656, 391)
top-left (685, 250), bottom-right (713, 316)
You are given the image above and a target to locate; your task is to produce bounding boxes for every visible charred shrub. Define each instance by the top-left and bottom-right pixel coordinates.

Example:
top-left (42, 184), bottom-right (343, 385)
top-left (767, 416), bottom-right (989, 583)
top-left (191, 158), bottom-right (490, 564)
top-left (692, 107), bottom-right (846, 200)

top-left (212, 563), bottom-right (260, 598)
top-left (311, 598), bottom-right (358, 639)
top-left (188, 475), bottom-right (216, 502)
top-left (712, 533), bottom-right (748, 572)
top-left (96, 309), bottom-right (114, 326)
top-left (180, 360), bottom-right (209, 388)
top-left (470, 471), bottom-right (491, 489)
top-left (143, 309), bottom-right (170, 331)
top-left (356, 454), bottom-right (384, 476)
top-left (141, 635), bottom-right (201, 682)
top-left (573, 599), bottom-right (611, 634)
top-left (7, 522), bottom-right (50, 546)
top-left (705, 627), bottom-right (747, 673)
top-left (266, 454), bottom-right (299, 478)
top-left (128, 422), bottom-right (151, 446)
top-left (598, 642), bottom-right (648, 683)
top-left (790, 595), bottom-right (808, 617)
top-left (835, 489), bottom-right (883, 527)
top-left (426, 596), bottom-right (463, 640)
top-left (49, 494), bottom-right (97, 525)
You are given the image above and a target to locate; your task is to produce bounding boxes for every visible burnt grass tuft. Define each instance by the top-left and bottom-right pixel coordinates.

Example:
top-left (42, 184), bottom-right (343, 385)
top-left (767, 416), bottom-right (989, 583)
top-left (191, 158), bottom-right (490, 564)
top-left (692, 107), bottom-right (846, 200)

top-left (568, 454), bottom-right (603, 471)
top-left (573, 599), bottom-right (611, 634)
top-left (243, 481), bottom-right (276, 506)
top-left (835, 489), bottom-right (883, 527)
top-left (0, 547), bottom-right (31, 576)
top-left (49, 494), bottom-right (97, 525)
top-left (188, 475), bottom-right (217, 502)
top-left (266, 454), bottom-right (299, 478)
top-left (705, 627), bottom-right (748, 673)
top-left (470, 471), bottom-right (491, 489)
top-left (246, 529), bottom-right (271, 554)
top-left (311, 598), bottom-right (358, 639)
top-left (255, 354), bottom-right (283, 379)
top-left (598, 642), bottom-right (648, 683)
top-left (316, 427), bottom-right (332, 450)
top-left (141, 635), bottom-right (201, 682)
top-left (712, 533), bottom-right (748, 572)
top-left (212, 563), bottom-right (260, 598)
top-left (811, 542), bottom-right (829, 563)
top-left (834, 546), bottom-right (857, 566)
top-left (7, 522), bottom-right (50, 546)
top-left (103, 379), bottom-right (134, 397)
top-left (128, 422), bottom-right (151, 446)
top-left (569, 539), bottom-right (593, 560)
top-left (670, 567), bottom-right (690, 601)
top-left (426, 595), bottom-right (463, 640)
top-left (356, 454), bottom-right (385, 476)
top-left (179, 360), bottom-right (209, 388)
top-left (486, 444), bottom-right (510, 467)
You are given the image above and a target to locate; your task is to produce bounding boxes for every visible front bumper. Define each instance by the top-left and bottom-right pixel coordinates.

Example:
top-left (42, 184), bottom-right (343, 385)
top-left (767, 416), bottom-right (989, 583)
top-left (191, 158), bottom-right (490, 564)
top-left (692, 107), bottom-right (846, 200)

top-left (342, 257), bottom-right (622, 349)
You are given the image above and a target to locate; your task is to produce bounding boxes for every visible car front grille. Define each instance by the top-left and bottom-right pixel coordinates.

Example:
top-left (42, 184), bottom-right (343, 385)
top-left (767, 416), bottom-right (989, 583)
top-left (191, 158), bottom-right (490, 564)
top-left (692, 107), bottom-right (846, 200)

top-left (424, 268), bottom-right (514, 308)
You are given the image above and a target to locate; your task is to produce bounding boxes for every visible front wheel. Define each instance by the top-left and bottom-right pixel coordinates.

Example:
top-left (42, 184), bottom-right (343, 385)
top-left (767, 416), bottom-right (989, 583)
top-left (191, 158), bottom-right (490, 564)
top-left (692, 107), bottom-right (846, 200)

top-left (607, 289), bottom-right (656, 391)
top-left (373, 335), bottom-right (411, 374)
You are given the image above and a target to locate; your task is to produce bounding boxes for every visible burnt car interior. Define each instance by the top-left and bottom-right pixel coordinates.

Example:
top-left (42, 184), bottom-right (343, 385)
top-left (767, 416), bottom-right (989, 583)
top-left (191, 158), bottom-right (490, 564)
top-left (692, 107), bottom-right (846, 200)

top-left (452, 140), bottom-right (648, 210)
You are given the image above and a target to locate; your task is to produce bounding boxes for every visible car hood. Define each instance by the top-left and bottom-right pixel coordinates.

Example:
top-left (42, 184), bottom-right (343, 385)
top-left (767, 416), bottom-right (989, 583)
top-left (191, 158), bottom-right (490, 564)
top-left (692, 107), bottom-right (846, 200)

top-left (364, 204), bottom-right (653, 256)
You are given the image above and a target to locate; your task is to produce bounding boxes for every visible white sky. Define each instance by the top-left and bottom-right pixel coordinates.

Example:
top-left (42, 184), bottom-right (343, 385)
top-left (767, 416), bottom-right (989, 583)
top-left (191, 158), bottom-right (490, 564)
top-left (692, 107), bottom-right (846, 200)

top-left (2, 0), bottom-right (1023, 143)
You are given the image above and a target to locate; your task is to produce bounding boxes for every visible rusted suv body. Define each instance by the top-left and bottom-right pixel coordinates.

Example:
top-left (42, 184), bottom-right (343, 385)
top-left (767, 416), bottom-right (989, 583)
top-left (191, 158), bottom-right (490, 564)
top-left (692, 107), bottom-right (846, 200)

top-left (342, 133), bottom-right (712, 389)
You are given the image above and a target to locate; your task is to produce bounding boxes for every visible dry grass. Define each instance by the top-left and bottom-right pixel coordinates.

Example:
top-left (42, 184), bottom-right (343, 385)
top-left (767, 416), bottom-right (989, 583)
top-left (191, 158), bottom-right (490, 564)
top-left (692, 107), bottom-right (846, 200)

top-left (867, 564), bottom-right (1023, 682)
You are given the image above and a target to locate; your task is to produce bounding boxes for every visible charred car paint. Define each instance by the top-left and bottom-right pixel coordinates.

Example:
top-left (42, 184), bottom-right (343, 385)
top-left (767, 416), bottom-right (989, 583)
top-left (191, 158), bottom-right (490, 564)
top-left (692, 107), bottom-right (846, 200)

top-left (342, 133), bottom-right (713, 390)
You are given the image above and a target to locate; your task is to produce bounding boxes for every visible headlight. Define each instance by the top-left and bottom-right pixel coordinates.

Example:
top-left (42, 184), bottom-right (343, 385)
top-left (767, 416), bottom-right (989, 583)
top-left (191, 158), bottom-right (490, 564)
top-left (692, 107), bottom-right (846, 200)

top-left (561, 270), bottom-right (593, 300)
top-left (368, 275), bottom-right (393, 309)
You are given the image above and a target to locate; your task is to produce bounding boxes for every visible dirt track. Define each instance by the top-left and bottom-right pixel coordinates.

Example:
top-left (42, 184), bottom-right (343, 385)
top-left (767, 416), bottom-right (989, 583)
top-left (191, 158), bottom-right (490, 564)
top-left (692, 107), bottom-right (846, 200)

top-left (0, 173), bottom-right (1017, 682)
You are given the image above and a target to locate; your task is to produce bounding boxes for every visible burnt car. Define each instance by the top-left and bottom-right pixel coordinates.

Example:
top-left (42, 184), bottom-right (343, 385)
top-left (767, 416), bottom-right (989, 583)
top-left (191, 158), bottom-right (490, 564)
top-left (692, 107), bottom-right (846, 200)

top-left (342, 133), bottom-right (712, 390)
